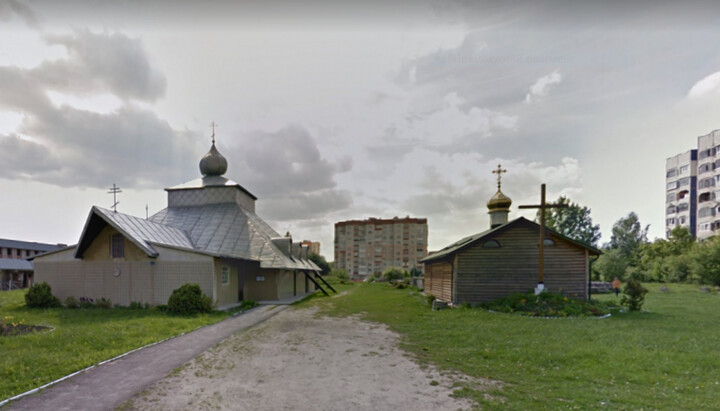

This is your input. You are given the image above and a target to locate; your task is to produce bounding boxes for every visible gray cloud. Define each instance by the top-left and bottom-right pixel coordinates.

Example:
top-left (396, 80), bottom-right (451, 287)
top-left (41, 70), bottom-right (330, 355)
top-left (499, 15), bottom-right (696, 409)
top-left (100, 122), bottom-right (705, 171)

top-left (38, 30), bottom-right (166, 101)
top-left (17, 106), bottom-right (198, 188)
top-left (221, 125), bottom-right (354, 220)
top-left (0, 30), bottom-right (194, 189)
top-left (0, 134), bottom-right (61, 176)
top-left (259, 189), bottom-right (353, 222)
top-left (224, 125), bottom-right (351, 196)
top-left (0, 0), bottom-right (40, 27)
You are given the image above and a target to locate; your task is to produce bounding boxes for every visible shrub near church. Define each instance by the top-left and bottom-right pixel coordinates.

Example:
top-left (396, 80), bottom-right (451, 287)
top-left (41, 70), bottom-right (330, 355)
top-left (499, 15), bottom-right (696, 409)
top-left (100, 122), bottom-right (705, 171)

top-left (167, 284), bottom-right (213, 315)
top-left (25, 282), bottom-right (61, 308)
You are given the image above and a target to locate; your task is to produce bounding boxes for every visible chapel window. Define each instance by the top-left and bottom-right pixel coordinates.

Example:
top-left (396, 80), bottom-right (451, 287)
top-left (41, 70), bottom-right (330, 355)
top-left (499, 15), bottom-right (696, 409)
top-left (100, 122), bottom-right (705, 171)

top-left (111, 234), bottom-right (125, 258)
top-left (483, 240), bottom-right (500, 248)
top-left (543, 238), bottom-right (556, 246)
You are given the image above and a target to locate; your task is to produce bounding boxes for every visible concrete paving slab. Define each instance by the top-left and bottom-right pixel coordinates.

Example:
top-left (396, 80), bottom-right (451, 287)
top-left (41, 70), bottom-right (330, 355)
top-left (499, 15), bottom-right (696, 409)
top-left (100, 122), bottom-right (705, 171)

top-left (4, 305), bottom-right (287, 411)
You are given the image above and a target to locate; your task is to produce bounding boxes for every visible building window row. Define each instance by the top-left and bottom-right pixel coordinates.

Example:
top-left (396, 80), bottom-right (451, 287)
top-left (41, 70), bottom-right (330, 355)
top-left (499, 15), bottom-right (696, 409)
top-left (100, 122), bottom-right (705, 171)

top-left (699, 147), bottom-right (718, 160)
top-left (1, 248), bottom-right (43, 259)
top-left (698, 207), bottom-right (716, 218)
top-left (699, 163), bottom-right (713, 174)
top-left (699, 192), bottom-right (716, 203)
top-left (699, 178), bottom-right (715, 189)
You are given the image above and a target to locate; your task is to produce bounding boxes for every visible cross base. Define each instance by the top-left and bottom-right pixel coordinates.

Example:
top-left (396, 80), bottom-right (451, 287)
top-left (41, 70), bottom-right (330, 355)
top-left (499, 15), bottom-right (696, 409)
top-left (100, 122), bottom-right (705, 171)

top-left (534, 282), bottom-right (545, 295)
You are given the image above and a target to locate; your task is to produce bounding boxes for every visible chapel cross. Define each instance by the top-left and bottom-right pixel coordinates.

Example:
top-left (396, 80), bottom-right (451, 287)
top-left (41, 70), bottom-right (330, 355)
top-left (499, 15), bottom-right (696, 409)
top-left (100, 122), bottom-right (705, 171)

top-left (108, 183), bottom-right (122, 213)
top-left (210, 121), bottom-right (218, 144)
top-left (492, 164), bottom-right (506, 189)
top-left (518, 184), bottom-right (568, 294)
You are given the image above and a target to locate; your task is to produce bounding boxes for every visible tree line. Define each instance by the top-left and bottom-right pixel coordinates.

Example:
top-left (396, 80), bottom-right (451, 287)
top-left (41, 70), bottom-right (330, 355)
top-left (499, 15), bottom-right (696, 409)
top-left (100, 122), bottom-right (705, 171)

top-left (540, 196), bottom-right (720, 286)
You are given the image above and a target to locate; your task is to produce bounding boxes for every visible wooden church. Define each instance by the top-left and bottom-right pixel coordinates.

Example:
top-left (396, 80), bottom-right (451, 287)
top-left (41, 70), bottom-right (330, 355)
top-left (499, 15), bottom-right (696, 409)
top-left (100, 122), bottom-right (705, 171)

top-left (422, 167), bottom-right (600, 305)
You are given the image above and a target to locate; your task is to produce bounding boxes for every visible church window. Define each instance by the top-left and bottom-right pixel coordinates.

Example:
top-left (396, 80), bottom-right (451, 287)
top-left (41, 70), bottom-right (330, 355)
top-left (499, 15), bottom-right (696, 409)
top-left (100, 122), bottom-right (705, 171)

top-left (543, 238), bottom-right (556, 246)
top-left (221, 266), bottom-right (229, 286)
top-left (482, 240), bottom-right (500, 248)
top-left (111, 234), bottom-right (124, 258)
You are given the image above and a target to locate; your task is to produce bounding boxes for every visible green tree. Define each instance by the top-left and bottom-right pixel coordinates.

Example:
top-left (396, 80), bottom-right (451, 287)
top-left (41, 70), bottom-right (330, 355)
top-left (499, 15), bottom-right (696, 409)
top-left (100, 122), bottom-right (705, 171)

top-left (536, 196), bottom-right (601, 247)
top-left (593, 248), bottom-right (628, 281)
top-left (638, 226), bottom-right (695, 282)
top-left (621, 279), bottom-right (648, 311)
top-left (691, 236), bottom-right (720, 286)
top-left (309, 253), bottom-right (331, 276)
top-left (607, 212), bottom-right (649, 264)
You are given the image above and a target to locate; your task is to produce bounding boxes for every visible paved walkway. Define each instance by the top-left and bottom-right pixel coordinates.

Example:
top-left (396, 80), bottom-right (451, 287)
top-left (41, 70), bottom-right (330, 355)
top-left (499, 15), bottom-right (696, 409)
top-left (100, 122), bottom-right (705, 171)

top-left (5, 305), bottom-right (287, 411)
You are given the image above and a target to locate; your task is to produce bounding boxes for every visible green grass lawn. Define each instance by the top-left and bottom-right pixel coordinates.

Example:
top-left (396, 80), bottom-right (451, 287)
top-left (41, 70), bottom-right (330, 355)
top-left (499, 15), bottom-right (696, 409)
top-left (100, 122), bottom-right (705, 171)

top-left (304, 282), bottom-right (720, 410)
top-left (0, 289), bottom-right (230, 401)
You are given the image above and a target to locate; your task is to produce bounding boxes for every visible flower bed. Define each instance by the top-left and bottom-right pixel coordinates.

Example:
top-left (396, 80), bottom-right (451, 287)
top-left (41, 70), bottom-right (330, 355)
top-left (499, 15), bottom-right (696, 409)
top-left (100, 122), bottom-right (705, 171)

top-left (479, 291), bottom-right (617, 317)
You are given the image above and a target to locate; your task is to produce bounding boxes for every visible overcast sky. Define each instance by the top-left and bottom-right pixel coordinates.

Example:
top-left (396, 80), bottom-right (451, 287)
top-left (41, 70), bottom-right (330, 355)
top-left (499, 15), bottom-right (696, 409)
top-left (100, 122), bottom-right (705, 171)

top-left (2, 0), bottom-right (720, 255)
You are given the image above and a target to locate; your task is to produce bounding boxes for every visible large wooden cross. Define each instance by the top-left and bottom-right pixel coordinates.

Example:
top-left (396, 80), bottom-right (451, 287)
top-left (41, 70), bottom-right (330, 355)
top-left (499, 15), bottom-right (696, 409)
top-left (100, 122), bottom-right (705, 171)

top-left (518, 184), bottom-right (568, 292)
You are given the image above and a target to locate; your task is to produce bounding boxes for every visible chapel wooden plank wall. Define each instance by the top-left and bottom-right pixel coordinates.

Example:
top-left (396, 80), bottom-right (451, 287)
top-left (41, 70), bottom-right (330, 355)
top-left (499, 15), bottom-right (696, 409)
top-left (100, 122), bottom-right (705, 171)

top-left (424, 260), bottom-right (453, 303)
top-left (454, 224), bottom-right (588, 305)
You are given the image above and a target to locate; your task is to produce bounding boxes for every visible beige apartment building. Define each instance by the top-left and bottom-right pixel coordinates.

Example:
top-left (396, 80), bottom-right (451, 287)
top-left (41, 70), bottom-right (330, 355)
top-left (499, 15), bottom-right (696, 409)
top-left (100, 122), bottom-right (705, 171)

top-left (334, 217), bottom-right (428, 280)
top-left (301, 240), bottom-right (321, 256)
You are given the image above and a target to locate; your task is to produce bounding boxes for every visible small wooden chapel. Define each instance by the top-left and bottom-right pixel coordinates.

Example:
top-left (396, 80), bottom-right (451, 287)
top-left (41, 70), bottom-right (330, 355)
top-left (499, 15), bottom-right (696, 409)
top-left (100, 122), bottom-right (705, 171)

top-left (421, 166), bottom-right (601, 305)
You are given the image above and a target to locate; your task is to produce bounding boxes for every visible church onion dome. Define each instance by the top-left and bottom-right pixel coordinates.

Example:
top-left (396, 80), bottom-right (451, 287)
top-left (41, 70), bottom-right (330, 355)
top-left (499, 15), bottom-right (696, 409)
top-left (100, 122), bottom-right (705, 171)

top-left (199, 143), bottom-right (228, 177)
top-left (487, 189), bottom-right (512, 211)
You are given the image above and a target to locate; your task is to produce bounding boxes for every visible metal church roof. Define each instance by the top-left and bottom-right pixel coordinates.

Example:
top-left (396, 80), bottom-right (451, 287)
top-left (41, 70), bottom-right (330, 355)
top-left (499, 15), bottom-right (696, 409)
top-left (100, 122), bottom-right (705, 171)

top-left (150, 202), bottom-right (319, 270)
top-left (75, 206), bottom-right (195, 258)
top-left (166, 175), bottom-right (257, 200)
top-left (69, 140), bottom-right (317, 272)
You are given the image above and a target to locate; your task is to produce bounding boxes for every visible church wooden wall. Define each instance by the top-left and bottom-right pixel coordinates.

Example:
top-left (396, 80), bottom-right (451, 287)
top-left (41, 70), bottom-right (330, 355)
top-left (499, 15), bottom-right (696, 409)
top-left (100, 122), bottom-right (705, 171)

top-left (455, 223), bottom-right (588, 305)
top-left (424, 260), bottom-right (453, 303)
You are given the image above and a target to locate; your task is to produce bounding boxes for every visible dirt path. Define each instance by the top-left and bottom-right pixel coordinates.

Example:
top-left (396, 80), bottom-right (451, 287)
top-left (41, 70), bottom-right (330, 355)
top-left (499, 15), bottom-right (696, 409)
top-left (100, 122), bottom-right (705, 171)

top-left (125, 307), bottom-right (476, 410)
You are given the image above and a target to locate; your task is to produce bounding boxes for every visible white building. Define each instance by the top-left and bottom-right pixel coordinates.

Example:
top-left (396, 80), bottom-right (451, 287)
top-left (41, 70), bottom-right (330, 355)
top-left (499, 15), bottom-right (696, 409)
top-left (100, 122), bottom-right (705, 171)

top-left (665, 150), bottom-right (697, 238)
top-left (696, 130), bottom-right (720, 240)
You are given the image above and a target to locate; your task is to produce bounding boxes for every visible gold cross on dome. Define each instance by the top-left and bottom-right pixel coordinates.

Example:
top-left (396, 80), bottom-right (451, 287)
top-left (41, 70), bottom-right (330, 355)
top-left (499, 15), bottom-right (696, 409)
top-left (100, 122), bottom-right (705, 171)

top-left (492, 164), bottom-right (507, 189)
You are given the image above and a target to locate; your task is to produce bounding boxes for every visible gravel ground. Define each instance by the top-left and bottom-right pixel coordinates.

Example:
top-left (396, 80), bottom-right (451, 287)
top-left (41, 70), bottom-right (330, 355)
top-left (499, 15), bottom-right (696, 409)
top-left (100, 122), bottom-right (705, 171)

top-left (124, 307), bottom-right (482, 411)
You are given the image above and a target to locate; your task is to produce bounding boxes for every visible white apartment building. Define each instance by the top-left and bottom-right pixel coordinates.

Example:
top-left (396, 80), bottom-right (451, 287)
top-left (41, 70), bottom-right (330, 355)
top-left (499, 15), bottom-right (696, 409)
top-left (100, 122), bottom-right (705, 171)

top-left (665, 150), bottom-right (697, 238)
top-left (696, 130), bottom-right (720, 240)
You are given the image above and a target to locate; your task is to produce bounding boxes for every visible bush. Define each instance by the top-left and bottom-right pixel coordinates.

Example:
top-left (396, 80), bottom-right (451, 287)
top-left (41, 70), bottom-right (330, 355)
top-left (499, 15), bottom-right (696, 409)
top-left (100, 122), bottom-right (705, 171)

top-left (25, 282), bottom-right (61, 308)
top-left (330, 268), bottom-right (349, 284)
top-left (238, 300), bottom-right (258, 311)
top-left (79, 297), bottom-right (95, 309)
top-left (621, 279), bottom-right (648, 312)
top-left (480, 291), bottom-right (616, 317)
top-left (96, 298), bottom-right (112, 309)
top-left (167, 283), bottom-right (213, 315)
top-left (381, 267), bottom-right (408, 282)
top-left (128, 301), bottom-right (150, 310)
top-left (425, 293), bottom-right (436, 307)
top-left (64, 296), bottom-right (79, 309)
